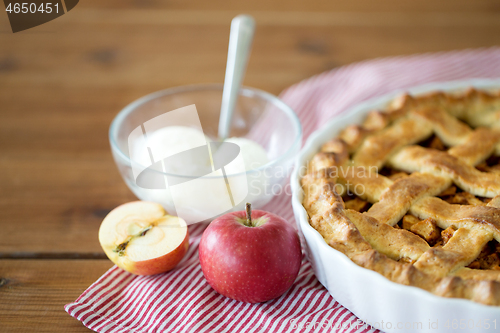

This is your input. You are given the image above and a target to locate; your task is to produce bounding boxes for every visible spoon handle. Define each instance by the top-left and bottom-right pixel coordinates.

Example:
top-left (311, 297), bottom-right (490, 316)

top-left (218, 14), bottom-right (255, 140)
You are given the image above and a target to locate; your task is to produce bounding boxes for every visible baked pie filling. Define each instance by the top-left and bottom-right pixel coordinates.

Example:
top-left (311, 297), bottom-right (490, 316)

top-left (301, 89), bottom-right (500, 306)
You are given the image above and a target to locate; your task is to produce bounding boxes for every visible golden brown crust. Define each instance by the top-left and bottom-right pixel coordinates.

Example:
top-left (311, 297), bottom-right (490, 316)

top-left (390, 146), bottom-right (500, 197)
top-left (365, 173), bottom-right (450, 226)
top-left (346, 210), bottom-right (430, 261)
top-left (410, 197), bottom-right (500, 242)
top-left (352, 117), bottom-right (432, 168)
top-left (301, 88), bottom-right (500, 306)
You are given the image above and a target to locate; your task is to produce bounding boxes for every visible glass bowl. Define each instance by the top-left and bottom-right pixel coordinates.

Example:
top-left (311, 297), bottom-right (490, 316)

top-left (109, 83), bottom-right (302, 224)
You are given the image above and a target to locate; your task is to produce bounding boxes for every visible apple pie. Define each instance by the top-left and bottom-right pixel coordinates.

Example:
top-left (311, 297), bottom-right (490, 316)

top-left (301, 88), bottom-right (500, 305)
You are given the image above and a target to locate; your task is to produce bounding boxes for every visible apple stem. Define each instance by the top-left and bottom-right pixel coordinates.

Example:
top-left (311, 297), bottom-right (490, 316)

top-left (246, 203), bottom-right (252, 227)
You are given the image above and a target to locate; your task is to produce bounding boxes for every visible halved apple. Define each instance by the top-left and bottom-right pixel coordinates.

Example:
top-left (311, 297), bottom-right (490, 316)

top-left (98, 201), bottom-right (189, 275)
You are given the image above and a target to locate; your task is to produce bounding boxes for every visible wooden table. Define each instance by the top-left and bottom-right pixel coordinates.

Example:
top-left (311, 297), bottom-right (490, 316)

top-left (1, 0), bottom-right (499, 331)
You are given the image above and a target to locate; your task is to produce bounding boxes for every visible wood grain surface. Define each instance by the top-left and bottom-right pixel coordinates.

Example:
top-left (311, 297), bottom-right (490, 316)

top-left (0, 0), bottom-right (499, 331)
top-left (0, 260), bottom-right (112, 332)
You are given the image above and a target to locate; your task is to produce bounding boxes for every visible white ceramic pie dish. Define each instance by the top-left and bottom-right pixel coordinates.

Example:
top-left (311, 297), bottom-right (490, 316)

top-left (291, 78), bottom-right (500, 333)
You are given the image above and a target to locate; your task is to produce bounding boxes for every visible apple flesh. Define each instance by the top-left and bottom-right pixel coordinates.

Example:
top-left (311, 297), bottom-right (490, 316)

top-left (199, 204), bottom-right (302, 303)
top-left (99, 201), bottom-right (189, 275)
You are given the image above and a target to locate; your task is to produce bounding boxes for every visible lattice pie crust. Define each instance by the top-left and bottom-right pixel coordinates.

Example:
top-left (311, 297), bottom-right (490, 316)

top-left (302, 89), bottom-right (500, 306)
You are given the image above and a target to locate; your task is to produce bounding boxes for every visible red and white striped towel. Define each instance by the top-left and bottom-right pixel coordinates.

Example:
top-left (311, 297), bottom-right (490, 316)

top-left (66, 48), bottom-right (500, 333)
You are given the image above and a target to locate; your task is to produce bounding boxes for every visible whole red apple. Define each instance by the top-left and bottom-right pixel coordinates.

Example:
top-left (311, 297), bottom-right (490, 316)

top-left (199, 203), bottom-right (302, 303)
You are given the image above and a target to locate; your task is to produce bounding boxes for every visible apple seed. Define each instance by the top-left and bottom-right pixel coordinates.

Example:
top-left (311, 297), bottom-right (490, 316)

top-left (113, 225), bottom-right (153, 256)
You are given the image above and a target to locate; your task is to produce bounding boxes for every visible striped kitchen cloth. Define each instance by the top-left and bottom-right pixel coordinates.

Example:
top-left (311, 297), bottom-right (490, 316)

top-left (66, 48), bottom-right (500, 333)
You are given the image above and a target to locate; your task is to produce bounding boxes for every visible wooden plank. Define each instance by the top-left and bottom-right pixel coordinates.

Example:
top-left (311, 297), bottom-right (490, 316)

top-left (1, 1), bottom-right (500, 255)
top-left (0, 259), bottom-right (113, 332)
top-left (41, 0), bottom-right (500, 12)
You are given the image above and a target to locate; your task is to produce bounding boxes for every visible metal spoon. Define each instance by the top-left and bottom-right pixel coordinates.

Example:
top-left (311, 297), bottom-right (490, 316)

top-left (218, 14), bottom-right (256, 140)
